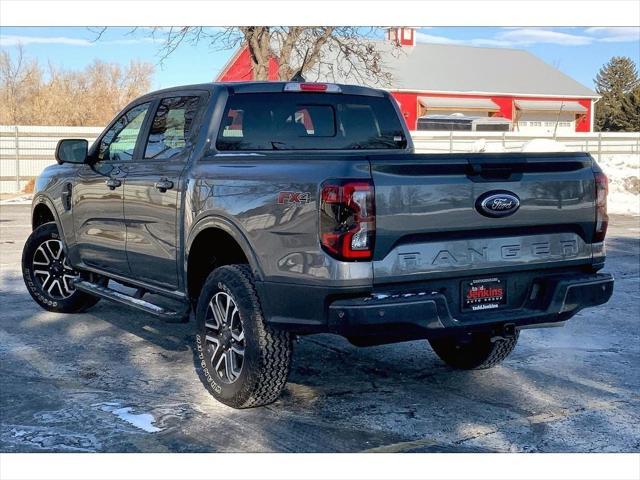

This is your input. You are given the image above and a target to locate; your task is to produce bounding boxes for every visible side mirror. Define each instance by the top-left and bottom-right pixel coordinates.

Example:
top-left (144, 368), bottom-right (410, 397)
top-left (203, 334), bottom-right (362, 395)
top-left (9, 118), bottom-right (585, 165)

top-left (55, 139), bottom-right (88, 164)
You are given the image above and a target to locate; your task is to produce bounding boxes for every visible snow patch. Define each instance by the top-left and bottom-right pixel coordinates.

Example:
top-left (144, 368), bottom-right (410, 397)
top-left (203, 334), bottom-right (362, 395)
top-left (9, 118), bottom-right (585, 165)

top-left (94, 402), bottom-right (162, 433)
top-left (598, 154), bottom-right (640, 216)
top-left (0, 194), bottom-right (33, 205)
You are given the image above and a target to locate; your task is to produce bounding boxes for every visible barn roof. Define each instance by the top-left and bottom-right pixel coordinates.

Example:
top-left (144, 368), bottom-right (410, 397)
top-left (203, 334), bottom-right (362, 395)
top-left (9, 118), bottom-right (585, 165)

top-left (307, 41), bottom-right (597, 98)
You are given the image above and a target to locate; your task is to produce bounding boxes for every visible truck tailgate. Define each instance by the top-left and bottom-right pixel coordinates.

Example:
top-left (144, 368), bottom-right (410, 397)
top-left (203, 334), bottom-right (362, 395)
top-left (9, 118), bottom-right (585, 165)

top-left (369, 152), bottom-right (597, 284)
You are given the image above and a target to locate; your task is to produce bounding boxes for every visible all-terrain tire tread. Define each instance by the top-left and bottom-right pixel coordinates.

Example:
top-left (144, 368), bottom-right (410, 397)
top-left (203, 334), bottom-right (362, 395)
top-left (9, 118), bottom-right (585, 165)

top-left (474, 334), bottom-right (519, 369)
top-left (232, 264), bottom-right (291, 408)
top-left (21, 222), bottom-right (101, 313)
top-left (197, 264), bottom-right (292, 409)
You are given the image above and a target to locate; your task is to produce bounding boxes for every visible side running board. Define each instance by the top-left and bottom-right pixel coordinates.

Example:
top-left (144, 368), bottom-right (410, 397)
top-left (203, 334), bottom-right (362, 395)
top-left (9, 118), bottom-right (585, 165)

top-left (73, 280), bottom-right (190, 323)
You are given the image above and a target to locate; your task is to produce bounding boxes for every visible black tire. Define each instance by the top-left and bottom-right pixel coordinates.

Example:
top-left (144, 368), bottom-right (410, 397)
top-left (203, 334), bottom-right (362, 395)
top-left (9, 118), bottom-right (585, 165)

top-left (195, 264), bottom-right (292, 409)
top-left (22, 222), bottom-right (102, 313)
top-left (429, 331), bottom-right (519, 370)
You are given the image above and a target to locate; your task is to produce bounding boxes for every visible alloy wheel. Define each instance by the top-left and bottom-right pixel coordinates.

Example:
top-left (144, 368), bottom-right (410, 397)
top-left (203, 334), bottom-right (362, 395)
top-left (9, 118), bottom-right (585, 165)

top-left (204, 291), bottom-right (245, 383)
top-left (32, 239), bottom-right (78, 299)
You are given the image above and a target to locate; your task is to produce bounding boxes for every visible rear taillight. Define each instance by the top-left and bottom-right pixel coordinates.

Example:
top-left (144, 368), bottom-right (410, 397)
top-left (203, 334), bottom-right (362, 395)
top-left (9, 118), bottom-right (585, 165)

top-left (594, 172), bottom-right (609, 242)
top-left (320, 180), bottom-right (375, 261)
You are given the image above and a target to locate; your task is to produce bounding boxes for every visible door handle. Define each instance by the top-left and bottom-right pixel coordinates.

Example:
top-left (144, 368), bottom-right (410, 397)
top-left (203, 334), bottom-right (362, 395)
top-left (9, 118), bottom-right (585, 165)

top-left (105, 178), bottom-right (122, 190)
top-left (154, 178), bottom-right (174, 193)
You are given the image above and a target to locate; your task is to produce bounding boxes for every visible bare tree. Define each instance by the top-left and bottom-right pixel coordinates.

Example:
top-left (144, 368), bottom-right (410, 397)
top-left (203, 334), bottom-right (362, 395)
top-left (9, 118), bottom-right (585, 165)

top-left (0, 45), bottom-right (39, 124)
top-left (0, 47), bottom-right (154, 126)
top-left (113, 26), bottom-right (400, 85)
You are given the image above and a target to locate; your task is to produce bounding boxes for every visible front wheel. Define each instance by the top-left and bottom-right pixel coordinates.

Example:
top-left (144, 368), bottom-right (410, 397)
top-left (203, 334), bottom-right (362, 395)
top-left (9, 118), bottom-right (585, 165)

top-left (195, 264), bottom-right (292, 409)
top-left (22, 222), bottom-right (102, 313)
top-left (429, 331), bottom-right (519, 370)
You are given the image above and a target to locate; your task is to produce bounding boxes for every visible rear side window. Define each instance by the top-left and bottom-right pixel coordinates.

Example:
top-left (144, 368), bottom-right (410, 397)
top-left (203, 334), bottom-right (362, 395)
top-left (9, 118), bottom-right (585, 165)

top-left (144, 96), bottom-right (201, 160)
top-left (216, 93), bottom-right (407, 151)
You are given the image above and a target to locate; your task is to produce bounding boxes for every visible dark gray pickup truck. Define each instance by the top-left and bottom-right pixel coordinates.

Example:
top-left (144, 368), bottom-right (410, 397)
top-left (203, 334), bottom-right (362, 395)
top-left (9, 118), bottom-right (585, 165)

top-left (22, 81), bottom-right (613, 408)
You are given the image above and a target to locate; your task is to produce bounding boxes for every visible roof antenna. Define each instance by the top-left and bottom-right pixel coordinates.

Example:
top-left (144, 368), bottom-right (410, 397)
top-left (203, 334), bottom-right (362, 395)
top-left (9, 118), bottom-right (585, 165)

top-left (290, 70), bottom-right (305, 82)
top-left (290, 46), bottom-right (310, 82)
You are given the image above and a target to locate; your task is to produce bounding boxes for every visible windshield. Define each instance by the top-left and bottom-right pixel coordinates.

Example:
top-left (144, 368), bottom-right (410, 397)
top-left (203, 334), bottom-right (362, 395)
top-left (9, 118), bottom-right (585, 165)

top-left (216, 92), bottom-right (407, 151)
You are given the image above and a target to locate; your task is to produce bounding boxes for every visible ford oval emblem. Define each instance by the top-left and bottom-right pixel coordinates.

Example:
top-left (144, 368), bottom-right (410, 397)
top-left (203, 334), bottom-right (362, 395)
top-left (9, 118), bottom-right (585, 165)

top-left (476, 191), bottom-right (520, 218)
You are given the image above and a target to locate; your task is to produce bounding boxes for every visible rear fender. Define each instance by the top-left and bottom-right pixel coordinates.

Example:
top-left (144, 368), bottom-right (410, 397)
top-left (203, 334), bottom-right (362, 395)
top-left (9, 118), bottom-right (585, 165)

top-left (185, 215), bottom-right (264, 281)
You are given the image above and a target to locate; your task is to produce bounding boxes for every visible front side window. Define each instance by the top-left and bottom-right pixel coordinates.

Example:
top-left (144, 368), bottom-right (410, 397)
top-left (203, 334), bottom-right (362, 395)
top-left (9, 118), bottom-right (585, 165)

top-left (216, 93), bottom-right (407, 151)
top-left (98, 103), bottom-right (150, 162)
top-left (144, 96), bottom-right (201, 160)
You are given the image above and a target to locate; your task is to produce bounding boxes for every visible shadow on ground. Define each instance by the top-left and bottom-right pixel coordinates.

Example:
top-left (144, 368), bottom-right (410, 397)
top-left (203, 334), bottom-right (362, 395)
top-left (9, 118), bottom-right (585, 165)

top-left (1, 208), bottom-right (639, 452)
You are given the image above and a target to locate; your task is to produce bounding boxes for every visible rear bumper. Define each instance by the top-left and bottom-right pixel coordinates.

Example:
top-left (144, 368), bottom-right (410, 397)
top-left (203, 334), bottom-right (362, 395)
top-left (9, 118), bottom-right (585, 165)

top-left (326, 272), bottom-right (613, 339)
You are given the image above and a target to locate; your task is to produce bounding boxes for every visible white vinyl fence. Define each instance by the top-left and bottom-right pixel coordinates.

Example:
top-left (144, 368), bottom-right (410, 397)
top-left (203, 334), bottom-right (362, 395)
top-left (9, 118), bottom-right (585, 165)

top-left (411, 131), bottom-right (640, 157)
top-left (1, 125), bottom-right (639, 196)
top-left (0, 125), bottom-right (103, 193)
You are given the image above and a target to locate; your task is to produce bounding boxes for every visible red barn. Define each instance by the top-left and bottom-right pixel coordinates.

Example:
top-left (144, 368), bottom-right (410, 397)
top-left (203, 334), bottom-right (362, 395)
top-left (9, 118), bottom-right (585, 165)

top-left (216, 27), bottom-right (599, 134)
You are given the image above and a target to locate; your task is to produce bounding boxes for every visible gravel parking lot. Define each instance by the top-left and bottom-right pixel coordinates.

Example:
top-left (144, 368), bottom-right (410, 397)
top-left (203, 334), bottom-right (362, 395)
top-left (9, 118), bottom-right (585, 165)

top-left (1, 204), bottom-right (638, 453)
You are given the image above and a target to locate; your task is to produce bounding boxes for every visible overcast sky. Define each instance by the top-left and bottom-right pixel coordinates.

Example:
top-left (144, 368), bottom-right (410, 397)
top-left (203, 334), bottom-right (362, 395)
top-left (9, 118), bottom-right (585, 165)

top-left (1, 27), bottom-right (638, 90)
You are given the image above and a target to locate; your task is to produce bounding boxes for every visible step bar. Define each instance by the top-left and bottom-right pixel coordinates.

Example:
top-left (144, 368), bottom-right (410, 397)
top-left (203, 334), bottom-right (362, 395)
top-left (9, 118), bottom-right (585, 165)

top-left (73, 280), bottom-right (190, 323)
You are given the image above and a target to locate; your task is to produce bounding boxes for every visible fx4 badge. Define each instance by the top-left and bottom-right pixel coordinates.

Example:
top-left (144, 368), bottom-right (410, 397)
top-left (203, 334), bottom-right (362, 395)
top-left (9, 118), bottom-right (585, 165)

top-left (277, 191), bottom-right (311, 205)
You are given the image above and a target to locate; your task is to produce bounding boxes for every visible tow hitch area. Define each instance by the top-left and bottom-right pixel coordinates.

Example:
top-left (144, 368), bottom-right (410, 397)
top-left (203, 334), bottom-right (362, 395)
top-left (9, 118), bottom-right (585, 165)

top-left (491, 322), bottom-right (516, 341)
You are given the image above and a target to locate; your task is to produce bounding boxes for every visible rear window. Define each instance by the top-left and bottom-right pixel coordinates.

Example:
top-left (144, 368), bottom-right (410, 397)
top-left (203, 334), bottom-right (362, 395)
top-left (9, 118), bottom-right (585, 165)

top-left (216, 93), bottom-right (407, 151)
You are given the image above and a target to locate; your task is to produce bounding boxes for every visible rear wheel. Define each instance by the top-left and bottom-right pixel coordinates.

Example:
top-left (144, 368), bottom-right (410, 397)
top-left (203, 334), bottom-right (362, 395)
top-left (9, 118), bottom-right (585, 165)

top-left (429, 331), bottom-right (519, 370)
top-left (22, 222), bottom-right (102, 313)
top-left (195, 264), bottom-right (292, 409)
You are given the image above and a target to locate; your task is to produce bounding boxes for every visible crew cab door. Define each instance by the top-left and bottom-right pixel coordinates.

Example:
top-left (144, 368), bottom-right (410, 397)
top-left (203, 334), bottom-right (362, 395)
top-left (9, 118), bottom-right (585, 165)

top-left (123, 94), bottom-right (204, 289)
top-left (71, 102), bottom-right (152, 274)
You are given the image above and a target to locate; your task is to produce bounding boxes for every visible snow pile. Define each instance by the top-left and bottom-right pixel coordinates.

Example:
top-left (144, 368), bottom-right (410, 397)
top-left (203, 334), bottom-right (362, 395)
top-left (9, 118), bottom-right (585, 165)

top-left (521, 138), bottom-right (567, 153)
top-left (471, 138), bottom-right (506, 153)
top-left (597, 153), bottom-right (640, 216)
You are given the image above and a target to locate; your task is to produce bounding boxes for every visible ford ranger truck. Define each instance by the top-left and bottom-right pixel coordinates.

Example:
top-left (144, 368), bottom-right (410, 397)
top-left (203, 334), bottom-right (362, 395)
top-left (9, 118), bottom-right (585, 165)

top-left (22, 82), bottom-right (614, 408)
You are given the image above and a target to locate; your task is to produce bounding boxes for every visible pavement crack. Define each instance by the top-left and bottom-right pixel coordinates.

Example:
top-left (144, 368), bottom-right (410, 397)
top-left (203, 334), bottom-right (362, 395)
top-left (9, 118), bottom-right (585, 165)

top-left (453, 398), bottom-right (635, 447)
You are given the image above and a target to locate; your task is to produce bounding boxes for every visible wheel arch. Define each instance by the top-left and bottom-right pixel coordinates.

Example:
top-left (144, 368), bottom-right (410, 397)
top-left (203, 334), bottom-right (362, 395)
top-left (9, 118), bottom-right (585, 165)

top-left (32, 195), bottom-right (61, 231)
top-left (185, 216), bottom-right (263, 302)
